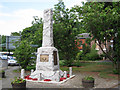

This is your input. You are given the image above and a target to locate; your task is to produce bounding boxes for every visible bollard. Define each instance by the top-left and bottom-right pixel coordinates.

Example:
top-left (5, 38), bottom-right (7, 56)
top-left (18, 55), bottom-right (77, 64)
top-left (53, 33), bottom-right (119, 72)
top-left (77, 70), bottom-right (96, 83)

top-left (31, 69), bottom-right (34, 75)
top-left (64, 71), bottom-right (67, 78)
top-left (69, 67), bottom-right (72, 76)
top-left (38, 73), bottom-right (42, 81)
top-left (56, 71), bottom-right (60, 82)
top-left (21, 69), bottom-right (25, 79)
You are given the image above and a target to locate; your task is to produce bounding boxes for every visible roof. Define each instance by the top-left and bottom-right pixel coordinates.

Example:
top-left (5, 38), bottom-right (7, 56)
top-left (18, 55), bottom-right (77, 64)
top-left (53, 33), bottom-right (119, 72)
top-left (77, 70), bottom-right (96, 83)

top-left (76, 33), bottom-right (90, 39)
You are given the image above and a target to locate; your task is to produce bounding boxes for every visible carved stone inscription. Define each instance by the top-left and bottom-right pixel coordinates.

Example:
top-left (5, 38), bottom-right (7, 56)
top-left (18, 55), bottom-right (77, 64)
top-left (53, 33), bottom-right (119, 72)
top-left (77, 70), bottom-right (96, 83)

top-left (40, 55), bottom-right (49, 62)
top-left (53, 51), bottom-right (57, 65)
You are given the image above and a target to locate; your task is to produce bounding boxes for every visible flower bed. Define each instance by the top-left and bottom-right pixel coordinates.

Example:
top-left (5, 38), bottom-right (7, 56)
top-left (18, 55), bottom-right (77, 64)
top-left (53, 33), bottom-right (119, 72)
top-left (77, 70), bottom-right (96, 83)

top-left (44, 79), bottom-right (51, 81)
top-left (24, 74), bottom-right (70, 82)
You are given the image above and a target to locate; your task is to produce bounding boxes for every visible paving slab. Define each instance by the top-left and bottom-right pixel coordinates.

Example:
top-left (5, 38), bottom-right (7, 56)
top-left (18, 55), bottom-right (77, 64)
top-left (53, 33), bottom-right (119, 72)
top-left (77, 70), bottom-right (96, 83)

top-left (0, 66), bottom-right (119, 89)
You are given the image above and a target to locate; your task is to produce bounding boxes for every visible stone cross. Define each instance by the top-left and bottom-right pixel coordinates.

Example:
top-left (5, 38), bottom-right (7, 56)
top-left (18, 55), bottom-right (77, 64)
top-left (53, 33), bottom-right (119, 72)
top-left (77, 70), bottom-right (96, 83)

top-left (42, 9), bottom-right (54, 47)
top-left (21, 69), bottom-right (25, 79)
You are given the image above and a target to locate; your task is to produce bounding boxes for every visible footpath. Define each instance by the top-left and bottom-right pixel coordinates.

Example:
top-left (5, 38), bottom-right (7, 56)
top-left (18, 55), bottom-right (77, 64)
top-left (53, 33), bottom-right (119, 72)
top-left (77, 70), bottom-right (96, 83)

top-left (0, 66), bottom-right (119, 89)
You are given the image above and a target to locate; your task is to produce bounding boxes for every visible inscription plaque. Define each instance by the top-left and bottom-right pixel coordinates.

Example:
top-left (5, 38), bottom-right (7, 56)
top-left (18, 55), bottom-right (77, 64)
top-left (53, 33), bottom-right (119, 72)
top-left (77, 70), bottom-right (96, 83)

top-left (40, 55), bottom-right (49, 62)
top-left (53, 51), bottom-right (57, 65)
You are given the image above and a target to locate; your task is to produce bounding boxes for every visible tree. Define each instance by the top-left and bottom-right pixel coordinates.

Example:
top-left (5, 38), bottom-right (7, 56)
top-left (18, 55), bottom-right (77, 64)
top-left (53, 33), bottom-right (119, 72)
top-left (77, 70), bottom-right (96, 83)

top-left (14, 40), bottom-right (35, 70)
top-left (0, 35), bottom-right (7, 51)
top-left (80, 2), bottom-right (120, 71)
top-left (12, 17), bottom-right (43, 70)
top-left (21, 17), bottom-right (43, 48)
top-left (13, 0), bottom-right (87, 67)
top-left (53, 0), bottom-right (83, 66)
top-left (10, 32), bottom-right (21, 36)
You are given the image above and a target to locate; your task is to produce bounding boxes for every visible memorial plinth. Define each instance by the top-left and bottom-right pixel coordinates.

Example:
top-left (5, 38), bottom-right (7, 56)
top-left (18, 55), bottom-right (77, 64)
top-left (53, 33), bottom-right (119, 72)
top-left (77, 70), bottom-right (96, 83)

top-left (27, 9), bottom-right (75, 83)
top-left (30, 9), bottom-right (63, 81)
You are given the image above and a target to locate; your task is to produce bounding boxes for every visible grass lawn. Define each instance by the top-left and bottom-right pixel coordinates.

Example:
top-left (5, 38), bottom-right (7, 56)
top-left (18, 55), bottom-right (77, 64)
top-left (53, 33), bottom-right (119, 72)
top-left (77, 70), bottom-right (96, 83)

top-left (13, 69), bottom-right (21, 73)
top-left (13, 61), bottom-right (118, 79)
top-left (60, 62), bottom-right (118, 79)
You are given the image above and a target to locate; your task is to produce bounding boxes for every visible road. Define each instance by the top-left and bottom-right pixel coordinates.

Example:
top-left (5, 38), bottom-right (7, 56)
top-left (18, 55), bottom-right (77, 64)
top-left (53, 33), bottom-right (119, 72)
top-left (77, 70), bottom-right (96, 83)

top-left (1, 66), bottom-right (20, 89)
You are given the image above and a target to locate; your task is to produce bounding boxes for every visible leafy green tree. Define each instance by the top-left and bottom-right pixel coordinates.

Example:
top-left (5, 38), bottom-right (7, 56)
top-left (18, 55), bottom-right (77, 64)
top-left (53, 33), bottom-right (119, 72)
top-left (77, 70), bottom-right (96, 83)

top-left (14, 40), bottom-right (35, 70)
top-left (80, 2), bottom-right (120, 71)
top-left (13, 0), bottom-right (87, 67)
top-left (21, 17), bottom-right (43, 48)
top-left (0, 35), bottom-right (7, 51)
top-left (10, 32), bottom-right (21, 36)
top-left (53, 0), bottom-right (83, 66)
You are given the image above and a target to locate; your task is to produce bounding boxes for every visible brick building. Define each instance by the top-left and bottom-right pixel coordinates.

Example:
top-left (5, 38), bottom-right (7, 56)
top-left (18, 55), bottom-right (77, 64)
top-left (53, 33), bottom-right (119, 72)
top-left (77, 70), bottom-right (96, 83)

top-left (76, 33), bottom-right (90, 50)
top-left (76, 33), bottom-right (113, 55)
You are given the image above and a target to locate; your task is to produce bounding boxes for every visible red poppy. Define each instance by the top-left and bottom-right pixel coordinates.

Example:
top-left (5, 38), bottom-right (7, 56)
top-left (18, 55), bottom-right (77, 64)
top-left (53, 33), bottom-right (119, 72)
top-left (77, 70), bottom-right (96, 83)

top-left (67, 74), bottom-right (70, 78)
top-left (60, 77), bottom-right (66, 81)
top-left (32, 78), bottom-right (38, 81)
top-left (44, 79), bottom-right (51, 81)
top-left (27, 77), bottom-right (32, 80)
top-left (24, 75), bottom-right (30, 79)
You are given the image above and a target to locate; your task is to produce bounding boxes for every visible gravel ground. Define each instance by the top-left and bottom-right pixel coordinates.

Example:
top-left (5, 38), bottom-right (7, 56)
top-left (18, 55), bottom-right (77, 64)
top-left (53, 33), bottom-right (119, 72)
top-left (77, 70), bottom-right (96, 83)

top-left (0, 66), bottom-right (119, 89)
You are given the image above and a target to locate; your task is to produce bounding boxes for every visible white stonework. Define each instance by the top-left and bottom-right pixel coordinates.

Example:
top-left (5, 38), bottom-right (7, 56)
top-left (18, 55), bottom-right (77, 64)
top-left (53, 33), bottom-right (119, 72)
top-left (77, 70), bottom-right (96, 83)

top-left (21, 69), bottom-right (25, 79)
top-left (30, 9), bottom-right (63, 82)
top-left (69, 67), bottom-right (72, 76)
top-left (38, 73), bottom-right (42, 81)
top-left (26, 75), bottom-right (75, 84)
top-left (42, 9), bottom-right (53, 47)
top-left (64, 71), bottom-right (67, 78)
top-left (31, 69), bottom-right (34, 75)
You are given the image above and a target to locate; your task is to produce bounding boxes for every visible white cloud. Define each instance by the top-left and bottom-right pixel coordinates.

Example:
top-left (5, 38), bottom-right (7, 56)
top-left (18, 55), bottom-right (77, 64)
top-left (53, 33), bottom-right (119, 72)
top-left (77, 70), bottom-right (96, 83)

top-left (64, 0), bottom-right (87, 8)
top-left (0, 13), bottom-right (11, 17)
top-left (0, 9), bottom-right (43, 35)
top-left (0, 0), bottom-right (58, 3)
top-left (0, 0), bottom-right (87, 36)
top-left (13, 9), bottom-right (43, 18)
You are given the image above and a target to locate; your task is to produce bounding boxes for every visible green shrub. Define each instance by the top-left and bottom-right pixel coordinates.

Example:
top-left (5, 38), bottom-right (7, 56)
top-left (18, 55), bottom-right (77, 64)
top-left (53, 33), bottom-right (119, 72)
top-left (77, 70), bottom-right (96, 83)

top-left (85, 51), bottom-right (100, 60)
top-left (0, 70), bottom-right (5, 73)
top-left (63, 59), bottom-right (74, 67)
top-left (99, 54), bottom-right (106, 60)
top-left (11, 77), bottom-right (26, 84)
top-left (76, 51), bottom-right (83, 60)
top-left (73, 60), bottom-right (81, 67)
top-left (82, 44), bottom-right (100, 61)
top-left (113, 69), bottom-right (119, 74)
top-left (83, 76), bottom-right (94, 80)
top-left (59, 60), bottom-right (66, 66)
top-left (26, 65), bottom-right (35, 71)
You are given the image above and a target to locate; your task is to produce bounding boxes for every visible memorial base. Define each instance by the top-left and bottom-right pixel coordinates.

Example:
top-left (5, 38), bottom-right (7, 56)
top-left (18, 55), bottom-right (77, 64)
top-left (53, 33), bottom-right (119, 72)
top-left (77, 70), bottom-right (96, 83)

top-left (30, 47), bottom-right (64, 82)
top-left (25, 75), bottom-right (75, 84)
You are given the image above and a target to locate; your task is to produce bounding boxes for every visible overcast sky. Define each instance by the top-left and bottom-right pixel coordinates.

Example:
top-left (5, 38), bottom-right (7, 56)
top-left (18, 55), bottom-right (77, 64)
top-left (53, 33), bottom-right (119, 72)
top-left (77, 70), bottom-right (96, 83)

top-left (0, 0), bottom-right (86, 36)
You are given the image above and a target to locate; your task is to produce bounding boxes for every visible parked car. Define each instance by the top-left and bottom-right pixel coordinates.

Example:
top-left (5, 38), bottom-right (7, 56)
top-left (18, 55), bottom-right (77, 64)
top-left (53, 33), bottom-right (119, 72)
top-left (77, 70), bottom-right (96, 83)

top-left (8, 56), bottom-right (13, 59)
top-left (0, 55), bottom-right (8, 60)
top-left (8, 56), bottom-right (16, 59)
top-left (8, 58), bottom-right (19, 66)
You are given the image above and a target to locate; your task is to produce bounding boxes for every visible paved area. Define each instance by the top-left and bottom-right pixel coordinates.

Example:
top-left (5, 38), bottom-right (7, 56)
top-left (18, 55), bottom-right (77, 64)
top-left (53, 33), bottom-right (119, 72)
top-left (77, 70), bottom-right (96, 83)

top-left (0, 66), bottom-right (119, 89)
top-left (27, 71), bottom-right (118, 88)
top-left (1, 66), bottom-right (20, 89)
